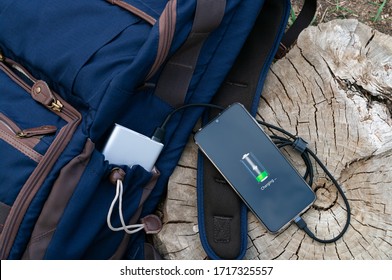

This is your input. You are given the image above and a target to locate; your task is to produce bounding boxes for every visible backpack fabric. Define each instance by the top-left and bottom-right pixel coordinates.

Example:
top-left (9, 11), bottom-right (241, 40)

top-left (0, 0), bottom-right (291, 259)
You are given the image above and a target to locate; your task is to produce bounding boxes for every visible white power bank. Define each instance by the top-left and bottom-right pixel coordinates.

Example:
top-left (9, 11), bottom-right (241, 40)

top-left (102, 124), bottom-right (163, 171)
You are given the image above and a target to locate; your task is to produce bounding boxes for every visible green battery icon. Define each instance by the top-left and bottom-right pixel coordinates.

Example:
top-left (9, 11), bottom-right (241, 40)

top-left (241, 153), bottom-right (269, 183)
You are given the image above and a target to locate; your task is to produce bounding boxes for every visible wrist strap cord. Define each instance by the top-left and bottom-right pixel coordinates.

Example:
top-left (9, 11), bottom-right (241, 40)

top-left (152, 103), bottom-right (350, 243)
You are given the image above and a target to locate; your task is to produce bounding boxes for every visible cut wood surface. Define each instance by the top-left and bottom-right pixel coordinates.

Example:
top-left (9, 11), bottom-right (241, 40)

top-left (153, 19), bottom-right (392, 260)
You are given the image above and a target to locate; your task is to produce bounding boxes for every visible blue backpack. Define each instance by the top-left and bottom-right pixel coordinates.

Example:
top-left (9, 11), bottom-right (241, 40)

top-left (0, 0), bottom-right (315, 259)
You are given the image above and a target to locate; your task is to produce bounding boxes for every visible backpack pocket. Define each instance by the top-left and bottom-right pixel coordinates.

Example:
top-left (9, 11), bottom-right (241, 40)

top-left (0, 54), bottom-right (161, 260)
top-left (0, 112), bottom-right (48, 206)
top-left (0, 57), bottom-right (82, 259)
top-left (21, 140), bottom-right (160, 260)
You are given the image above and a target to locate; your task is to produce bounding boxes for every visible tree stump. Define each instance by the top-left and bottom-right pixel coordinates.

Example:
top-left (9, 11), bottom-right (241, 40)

top-left (154, 19), bottom-right (392, 260)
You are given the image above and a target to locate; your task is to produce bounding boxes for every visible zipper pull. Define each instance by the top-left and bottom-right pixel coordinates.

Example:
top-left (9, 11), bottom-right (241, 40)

top-left (16, 125), bottom-right (57, 138)
top-left (31, 80), bottom-right (63, 112)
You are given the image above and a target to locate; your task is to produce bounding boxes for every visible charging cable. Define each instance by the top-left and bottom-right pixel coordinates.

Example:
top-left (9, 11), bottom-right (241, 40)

top-left (152, 103), bottom-right (350, 243)
top-left (151, 103), bottom-right (224, 143)
top-left (106, 104), bottom-right (223, 235)
top-left (258, 120), bottom-right (351, 243)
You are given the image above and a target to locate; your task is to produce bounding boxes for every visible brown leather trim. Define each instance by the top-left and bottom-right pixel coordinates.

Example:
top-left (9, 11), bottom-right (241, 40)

top-left (0, 112), bottom-right (40, 150)
top-left (31, 81), bottom-right (56, 108)
top-left (0, 113), bottom-right (23, 136)
top-left (141, 214), bottom-right (162, 234)
top-left (146, 0), bottom-right (177, 80)
top-left (0, 61), bottom-right (33, 95)
top-left (0, 202), bottom-right (11, 234)
top-left (0, 127), bottom-right (42, 163)
top-left (22, 140), bottom-right (95, 259)
top-left (153, 0), bottom-right (226, 107)
top-left (0, 60), bottom-right (82, 259)
top-left (109, 167), bottom-right (160, 260)
top-left (5, 58), bottom-right (37, 84)
top-left (108, 0), bottom-right (156, 25)
top-left (0, 59), bottom-right (74, 122)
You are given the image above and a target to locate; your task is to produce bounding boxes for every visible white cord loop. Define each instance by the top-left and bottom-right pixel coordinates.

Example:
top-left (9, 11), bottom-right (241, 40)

top-left (107, 179), bottom-right (145, 234)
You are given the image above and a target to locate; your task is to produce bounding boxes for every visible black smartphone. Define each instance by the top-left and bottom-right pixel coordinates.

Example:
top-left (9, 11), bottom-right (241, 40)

top-left (194, 103), bottom-right (316, 233)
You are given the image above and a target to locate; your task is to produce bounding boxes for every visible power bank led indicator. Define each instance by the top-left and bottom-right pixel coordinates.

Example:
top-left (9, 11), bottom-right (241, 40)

top-left (241, 153), bottom-right (269, 183)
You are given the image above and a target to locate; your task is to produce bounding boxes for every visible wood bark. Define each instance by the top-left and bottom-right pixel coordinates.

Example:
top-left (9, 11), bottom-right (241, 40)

top-left (153, 19), bottom-right (392, 259)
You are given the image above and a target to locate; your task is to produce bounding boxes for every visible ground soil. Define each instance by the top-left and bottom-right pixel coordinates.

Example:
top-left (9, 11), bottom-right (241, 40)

top-left (292, 0), bottom-right (391, 35)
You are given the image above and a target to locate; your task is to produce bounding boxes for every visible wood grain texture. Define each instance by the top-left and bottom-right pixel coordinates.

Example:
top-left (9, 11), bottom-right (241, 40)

top-left (154, 19), bottom-right (392, 260)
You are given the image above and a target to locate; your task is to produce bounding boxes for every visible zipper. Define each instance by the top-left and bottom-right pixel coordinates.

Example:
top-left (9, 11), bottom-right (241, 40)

top-left (0, 56), bottom-right (82, 259)
top-left (0, 127), bottom-right (42, 163)
top-left (0, 60), bottom-right (65, 115)
top-left (0, 113), bottom-right (56, 139)
top-left (145, 0), bottom-right (177, 80)
top-left (0, 113), bottom-right (41, 148)
top-left (31, 80), bottom-right (64, 113)
top-left (16, 125), bottom-right (57, 138)
top-left (0, 115), bottom-right (21, 135)
top-left (0, 56), bottom-right (80, 126)
top-left (0, 60), bottom-right (31, 93)
top-left (11, 64), bottom-right (36, 85)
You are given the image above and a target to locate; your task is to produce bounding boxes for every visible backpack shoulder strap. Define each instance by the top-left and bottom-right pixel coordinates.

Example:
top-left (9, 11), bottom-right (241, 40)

top-left (154, 0), bottom-right (227, 108)
top-left (276, 0), bottom-right (317, 58)
top-left (197, 0), bottom-right (317, 259)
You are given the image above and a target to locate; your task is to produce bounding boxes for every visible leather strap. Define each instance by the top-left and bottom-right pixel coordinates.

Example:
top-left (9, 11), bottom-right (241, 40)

top-left (276, 0), bottom-right (317, 58)
top-left (198, 0), bottom-right (317, 259)
top-left (0, 202), bottom-right (11, 234)
top-left (198, 0), bottom-right (290, 259)
top-left (154, 0), bottom-right (226, 107)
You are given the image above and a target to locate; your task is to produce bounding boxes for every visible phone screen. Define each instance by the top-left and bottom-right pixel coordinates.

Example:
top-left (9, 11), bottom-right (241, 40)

top-left (195, 103), bottom-right (315, 233)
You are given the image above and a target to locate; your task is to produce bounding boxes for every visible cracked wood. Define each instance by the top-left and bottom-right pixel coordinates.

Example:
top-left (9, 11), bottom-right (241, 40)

top-left (154, 19), bottom-right (392, 260)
